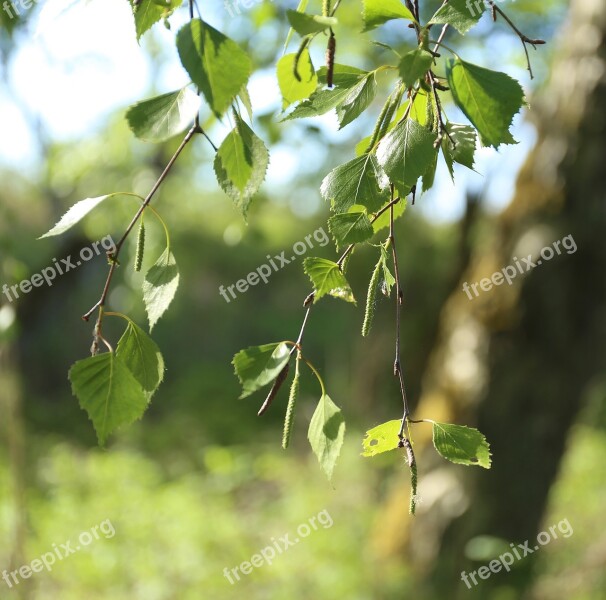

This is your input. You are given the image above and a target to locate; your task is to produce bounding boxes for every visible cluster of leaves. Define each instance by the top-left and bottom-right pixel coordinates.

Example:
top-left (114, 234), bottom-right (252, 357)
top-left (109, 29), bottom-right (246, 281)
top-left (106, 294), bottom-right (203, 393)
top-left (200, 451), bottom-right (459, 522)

top-left (40, 0), bottom-right (540, 502)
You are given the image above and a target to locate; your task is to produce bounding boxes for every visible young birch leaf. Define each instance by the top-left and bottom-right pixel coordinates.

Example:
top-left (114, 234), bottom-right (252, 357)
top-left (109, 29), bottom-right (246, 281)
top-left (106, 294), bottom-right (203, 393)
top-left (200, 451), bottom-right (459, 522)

top-left (142, 248), bottom-right (180, 331)
top-left (116, 321), bottom-right (165, 398)
top-left (284, 0), bottom-right (309, 50)
top-left (398, 49), bottom-right (434, 89)
top-left (376, 118), bottom-right (436, 193)
top-left (362, 419), bottom-right (401, 456)
top-left (39, 195), bottom-right (111, 239)
top-left (429, 0), bottom-right (484, 34)
top-left (177, 18), bottom-right (252, 117)
top-left (320, 154), bottom-right (389, 213)
top-left (372, 199), bottom-right (406, 233)
top-left (233, 342), bottom-right (291, 398)
top-left (130, 0), bottom-right (183, 42)
top-left (362, 0), bottom-right (416, 32)
top-left (318, 63), bottom-right (368, 87)
top-left (308, 394), bottom-right (345, 481)
top-left (286, 10), bottom-right (337, 35)
top-left (442, 123), bottom-right (477, 179)
top-left (446, 59), bottom-right (525, 148)
top-left (336, 74), bottom-right (377, 129)
top-left (213, 115), bottom-right (269, 217)
top-left (432, 422), bottom-right (492, 468)
top-left (126, 87), bottom-right (201, 143)
top-left (238, 84), bottom-right (254, 122)
top-left (303, 257), bottom-right (355, 304)
top-left (328, 211), bottom-right (374, 250)
top-left (277, 50), bottom-right (318, 109)
top-left (69, 353), bottom-right (148, 446)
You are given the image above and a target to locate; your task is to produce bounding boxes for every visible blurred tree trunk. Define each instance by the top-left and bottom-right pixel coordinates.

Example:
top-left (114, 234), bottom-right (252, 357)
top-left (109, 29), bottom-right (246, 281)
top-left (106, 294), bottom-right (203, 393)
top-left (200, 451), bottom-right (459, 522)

top-left (373, 0), bottom-right (606, 595)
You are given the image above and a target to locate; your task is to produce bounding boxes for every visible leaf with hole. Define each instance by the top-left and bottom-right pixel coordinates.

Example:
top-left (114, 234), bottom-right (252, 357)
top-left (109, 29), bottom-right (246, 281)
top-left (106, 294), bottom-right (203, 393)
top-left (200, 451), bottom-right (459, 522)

top-left (362, 419), bottom-right (402, 456)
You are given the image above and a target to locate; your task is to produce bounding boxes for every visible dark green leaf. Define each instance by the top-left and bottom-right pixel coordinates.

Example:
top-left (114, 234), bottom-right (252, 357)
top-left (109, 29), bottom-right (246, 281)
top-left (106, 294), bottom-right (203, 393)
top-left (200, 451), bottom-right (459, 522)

top-left (320, 154), bottom-right (389, 213)
top-left (398, 49), bottom-right (434, 89)
top-left (336, 74), bottom-right (377, 129)
top-left (69, 353), bottom-right (148, 446)
top-left (126, 88), bottom-right (201, 143)
top-left (376, 118), bottom-right (437, 192)
top-left (286, 10), bottom-right (337, 35)
top-left (308, 394), bottom-right (345, 481)
top-left (432, 422), bottom-right (492, 468)
top-left (362, 0), bottom-right (416, 32)
top-left (176, 18), bottom-right (252, 117)
top-left (116, 320), bottom-right (165, 397)
top-left (213, 114), bottom-right (269, 217)
top-left (303, 257), bottom-right (355, 303)
top-left (442, 123), bottom-right (477, 179)
top-left (429, 0), bottom-right (484, 34)
top-left (233, 342), bottom-right (291, 399)
top-left (142, 248), bottom-right (180, 331)
top-left (446, 59), bottom-right (525, 148)
top-left (328, 211), bottom-right (374, 249)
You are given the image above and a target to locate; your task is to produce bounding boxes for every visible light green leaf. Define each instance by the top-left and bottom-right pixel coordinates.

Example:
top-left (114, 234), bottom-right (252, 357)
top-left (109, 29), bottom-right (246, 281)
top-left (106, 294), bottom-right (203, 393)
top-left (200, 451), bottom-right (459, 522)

top-left (362, 419), bottom-right (401, 456)
top-left (429, 0), bottom-right (484, 34)
top-left (336, 73), bottom-right (377, 129)
top-left (303, 257), bottom-right (355, 304)
top-left (376, 118), bottom-right (437, 192)
top-left (130, 0), bottom-right (183, 41)
top-left (277, 50), bottom-right (318, 109)
top-left (442, 123), bottom-right (477, 179)
top-left (380, 245), bottom-right (396, 294)
top-left (142, 248), bottom-right (180, 331)
top-left (446, 59), bottom-right (525, 148)
top-left (399, 49), bottom-right (434, 89)
top-left (328, 211), bottom-right (374, 249)
top-left (69, 353), bottom-right (148, 446)
top-left (39, 195), bottom-right (111, 239)
top-left (372, 199), bottom-right (406, 233)
top-left (176, 18), bottom-right (252, 117)
top-left (126, 87), bottom-right (201, 143)
top-left (286, 10), bottom-right (337, 36)
top-left (320, 154), bottom-right (389, 213)
top-left (308, 394), bottom-right (345, 481)
top-left (318, 63), bottom-right (368, 87)
top-left (432, 422), bottom-right (492, 468)
top-left (238, 84), bottom-right (254, 122)
top-left (213, 114), bottom-right (269, 217)
top-left (362, 0), bottom-right (416, 31)
top-left (232, 342), bottom-right (291, 399)
top-left (116, 320), bottom-right (164, 397)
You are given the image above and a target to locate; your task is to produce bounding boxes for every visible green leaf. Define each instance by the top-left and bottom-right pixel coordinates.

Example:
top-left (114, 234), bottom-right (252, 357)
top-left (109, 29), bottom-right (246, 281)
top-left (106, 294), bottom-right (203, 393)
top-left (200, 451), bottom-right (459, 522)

top-left (130, 0), bottom-right (182, 42)
top-left (116, 320), bottom-right (164, 398)
top-left (213, 114), bottom-right (269, 217)
top-left (446, 59), bottom-right (525, 148)
top-left (442, 123), bottom-right (477, 179)
top-left (376, 118), bottom-right (437, 192)
top-left (277, 50), bottom-right (318, 109)
top-left (429, 0), bottom-right (484, 34)
top-left (362, 0), bottom-right (416, 32)
top-left (286, 10), bottom-right (337, 35)
top-left (303, 257), bottom-right (355, 304)
top-left (39, 195), bottom-right (111, 239)
top-left (398, 49), bottom-right (434, 89)
top-left (232, 342), bottom-right (291, 399)
top-left (320, 154), bottom-right (389, 213)
top-left (69, 353), bottom-right (148, 446)
top-left (328, 211), bottom-right (374, 249)
top-left (176, 18), bottom-right (252, 117)
top-left (361, 419), bottom-right (401, 456)
top-left (371, 199), bottom-right (406, 233)
top-left (318, 63), bottom-right (368, 87)
top-left (380, 245), bottom-right (396, 294)
top-left (284, 0), bottom-right (309, 50)
top-left (336, 73), bottom-right (377, 129)
top-left (308, 394), bottom-right (345, 481)
top-left (422, 145), bottom-right (438, 192)
top-left (238, 84), bottom-right (254, 122)
top-left (432, 422), bottom-right (492, 468)
top-left (142, 248), bottom-right (180, 331)
top-left (126, 87), bottom-right (201, 143)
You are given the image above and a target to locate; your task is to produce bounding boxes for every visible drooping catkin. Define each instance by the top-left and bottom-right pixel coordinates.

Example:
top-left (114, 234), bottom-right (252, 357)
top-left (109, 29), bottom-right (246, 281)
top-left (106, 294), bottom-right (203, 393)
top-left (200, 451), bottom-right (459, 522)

top-left (325, 33), bottom-right (336, 88)
top-left (282, 357), bottom-right (300, 449)
top-left (362, 254), bottom-right (383, 337)
top-left (401, 437), bottom-right (418, 515)
top-left (135, 221), bottom-right (145, 272)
